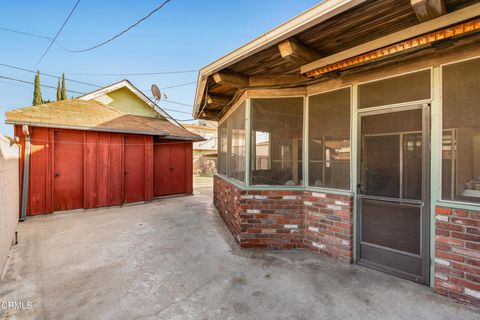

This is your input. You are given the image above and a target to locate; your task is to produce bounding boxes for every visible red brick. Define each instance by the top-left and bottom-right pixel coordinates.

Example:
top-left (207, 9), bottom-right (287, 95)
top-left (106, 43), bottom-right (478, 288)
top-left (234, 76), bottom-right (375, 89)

top-left (471, 212), bottom-right (480, 220)
top-left (434, 287), bottom-right (449, 296)
top-left (450, 277), bottom-right (480, 291)
top-left (435, 229), bottom-right (450, 237)
top-left (435, 207), bottom-right (452, 215)
top-left (453, 209), bottom-right (468, 217)
top-left (434, 279), bottom-right (463, 293)
top-left (466, 242), bottom-right (480, 251)
top-left (335, 222), bottom-right (352, 229)
top-left (466, 273), bottom-right (480, 284)
top-left (435, 235), bottom-right (464, 247)
top-left (452, 262), bottom-right (480, 275)
top-left (466, 227), bottom-right (480, 235)
top-left (435, 243), bottom-right (450, 252)
top-left (436, 221), bottom-right (463, 232)
top-left (466, 259), bottom-right (480, 267)
top-left (451, 232), bottom-right (480, 242)
top-left (451, 218), bottom-right (480, 227)
top-left (436, 250), bottom-right (465, 262)
top-left (435, 265), bottom-right (464, 278)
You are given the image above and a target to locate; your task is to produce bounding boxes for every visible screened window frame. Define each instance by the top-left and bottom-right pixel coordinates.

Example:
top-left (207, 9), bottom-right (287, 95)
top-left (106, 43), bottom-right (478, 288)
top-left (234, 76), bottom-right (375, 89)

top-left (216, 99), bottom-right (247, 185)
top-left (248, 95), bottom-right (306, 188)
top-left (356, 67), bottom-right (434, 111)
top-left (438, 56), bottom-right (480, 207)
top-left (306, 85), bottom-right (354, 193)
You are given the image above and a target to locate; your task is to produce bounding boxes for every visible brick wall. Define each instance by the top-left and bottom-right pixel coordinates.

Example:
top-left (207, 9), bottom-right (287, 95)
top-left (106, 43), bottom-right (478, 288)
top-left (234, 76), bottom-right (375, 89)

top-left (213, 176), bottom-right (352, 258)
top-left (434, 206), bottom-right (480, 307)
top-left (239, 190), bottom-right (305, 249)
top-left (214, 176), bottom-right (480, 307)
top-left (304, 191), bottom-right (354, 262)
top-left (213, 176), bottom-right (242, 244)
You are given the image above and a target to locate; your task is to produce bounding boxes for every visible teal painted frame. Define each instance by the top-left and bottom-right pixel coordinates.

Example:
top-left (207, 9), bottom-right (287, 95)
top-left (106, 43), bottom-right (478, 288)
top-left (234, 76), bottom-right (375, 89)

top-left (215, 57), bottom-right (480, 288)
top-left (245, 99), bottom-right (252, 187)
top-left (430, 66), bottom-right (442, 287)
top-left (430, 57), bottom-right (480, 285)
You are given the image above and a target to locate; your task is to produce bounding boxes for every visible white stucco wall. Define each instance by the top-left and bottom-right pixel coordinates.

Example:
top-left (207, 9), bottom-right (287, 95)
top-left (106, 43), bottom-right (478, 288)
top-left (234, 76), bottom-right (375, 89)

top-left (0, 135), bottom-right (19, 277)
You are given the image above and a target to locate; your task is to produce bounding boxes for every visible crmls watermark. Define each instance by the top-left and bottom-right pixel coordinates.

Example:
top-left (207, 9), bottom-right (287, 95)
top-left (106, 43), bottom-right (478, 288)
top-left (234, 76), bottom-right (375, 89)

top-left (1, 300), bottom-right (33, 310)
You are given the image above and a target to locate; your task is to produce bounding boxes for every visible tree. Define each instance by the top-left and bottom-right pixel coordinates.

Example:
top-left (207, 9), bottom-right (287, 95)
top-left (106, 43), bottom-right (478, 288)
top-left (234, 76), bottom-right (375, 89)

top-left (56, 79), bottom-right (61, 101)
top-left (32, 71), bottom-right (42, 105)
top-left (60, 73), bottom-right (67, 100)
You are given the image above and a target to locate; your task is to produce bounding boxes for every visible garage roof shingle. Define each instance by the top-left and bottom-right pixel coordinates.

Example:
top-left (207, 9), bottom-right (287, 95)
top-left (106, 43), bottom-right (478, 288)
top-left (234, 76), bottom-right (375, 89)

top-left (6, 99), bottom-right (203, 141)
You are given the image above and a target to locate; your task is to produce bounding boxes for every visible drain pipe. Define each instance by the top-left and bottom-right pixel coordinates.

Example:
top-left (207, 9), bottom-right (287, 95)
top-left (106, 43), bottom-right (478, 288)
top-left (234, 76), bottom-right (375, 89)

top-left (20, 125), bottom-right (30, 222)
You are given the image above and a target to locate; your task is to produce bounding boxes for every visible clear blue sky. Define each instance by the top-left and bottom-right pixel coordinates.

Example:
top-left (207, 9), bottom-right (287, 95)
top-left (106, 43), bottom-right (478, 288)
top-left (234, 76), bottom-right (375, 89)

top-left (0, 0), bottom-right (320, 136)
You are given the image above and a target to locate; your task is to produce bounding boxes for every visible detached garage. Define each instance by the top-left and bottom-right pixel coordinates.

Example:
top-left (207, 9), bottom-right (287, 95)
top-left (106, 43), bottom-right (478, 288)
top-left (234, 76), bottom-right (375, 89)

top-left (5, 80), bottom-right (203, 217)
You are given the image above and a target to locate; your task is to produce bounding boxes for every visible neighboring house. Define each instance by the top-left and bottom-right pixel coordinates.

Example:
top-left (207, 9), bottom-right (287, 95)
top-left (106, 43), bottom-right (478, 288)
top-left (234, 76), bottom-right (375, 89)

top-left (193, 0), bottom-right (480, 307)
top-left (5, 80), bottom-right (203, 217)
top-left (183, 122), bottom-right (218, 175)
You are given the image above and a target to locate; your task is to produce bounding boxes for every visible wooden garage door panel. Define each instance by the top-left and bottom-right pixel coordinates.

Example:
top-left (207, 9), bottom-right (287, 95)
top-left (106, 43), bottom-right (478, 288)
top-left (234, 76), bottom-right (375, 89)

top-left (54, 131), bottom-right (84, 211)
top-left (154, 144), bottom-right (171, 196)
top-left (124, 135), bottom-right (145, 203)
top-left (109, 134), bottom-right (123, 205)
top-left (170, 143), bottom-right (187, 195)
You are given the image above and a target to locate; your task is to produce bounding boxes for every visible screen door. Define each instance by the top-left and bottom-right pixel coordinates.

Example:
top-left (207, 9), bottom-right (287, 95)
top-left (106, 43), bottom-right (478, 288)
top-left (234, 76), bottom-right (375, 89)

top-left (357, 105), bottom-right (430, 284)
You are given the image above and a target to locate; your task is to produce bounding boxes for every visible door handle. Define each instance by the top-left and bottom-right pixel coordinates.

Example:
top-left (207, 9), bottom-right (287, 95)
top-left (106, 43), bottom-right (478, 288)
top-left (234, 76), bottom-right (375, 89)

top-left (357, 183), bottom-right (365, 193)
top-left (54, 172), bottom-right (60, 177)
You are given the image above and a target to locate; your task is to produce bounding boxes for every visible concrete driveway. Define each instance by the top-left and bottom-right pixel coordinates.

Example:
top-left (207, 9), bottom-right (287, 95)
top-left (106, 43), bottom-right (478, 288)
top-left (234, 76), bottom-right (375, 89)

top-left (1, 186), bottom-right (479, 320)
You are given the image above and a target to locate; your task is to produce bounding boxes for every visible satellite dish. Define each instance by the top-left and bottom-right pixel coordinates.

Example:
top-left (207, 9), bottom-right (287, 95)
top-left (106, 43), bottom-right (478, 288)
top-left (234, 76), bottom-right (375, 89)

top-left (151, 84), bottom-right (161, 102)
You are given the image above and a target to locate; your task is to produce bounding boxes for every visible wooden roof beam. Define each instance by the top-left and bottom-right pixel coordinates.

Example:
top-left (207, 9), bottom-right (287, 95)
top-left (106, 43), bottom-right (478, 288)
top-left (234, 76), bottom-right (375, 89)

top-left (201, 109), bottom-right (219, 119)
top-left (249, 75), bottom-right (310, 87)
top-left (211, 71), bottom-right (249, 88)
top-left (278, 38), bottom-right (321, 65)
top-left (411, 0), bottom-right (446, 22)
top-left (206, 94), bottom-right (230, 106)
top-left (301, 2), bottom-right (480, 75)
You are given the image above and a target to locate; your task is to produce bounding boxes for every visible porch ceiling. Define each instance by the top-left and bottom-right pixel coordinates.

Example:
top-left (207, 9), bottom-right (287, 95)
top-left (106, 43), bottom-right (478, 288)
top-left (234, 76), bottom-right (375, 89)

top-left (194, 0), bottom-right (480, 121)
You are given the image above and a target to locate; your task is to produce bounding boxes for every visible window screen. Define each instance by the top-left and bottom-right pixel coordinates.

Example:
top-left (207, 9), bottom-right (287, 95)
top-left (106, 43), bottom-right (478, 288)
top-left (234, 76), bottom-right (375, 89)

top-left (308, 88), bottom-right (351, 190)
top-left (442, 58), bottom-right (480, 204)
top-left (358, 70), bottom-right (431, 109)
top-left (251, 97), bottom-right (303, 186)
top-left (217, 121), bottom-right (227, 175)
top-left (227, 103), bottom-right (246, 182)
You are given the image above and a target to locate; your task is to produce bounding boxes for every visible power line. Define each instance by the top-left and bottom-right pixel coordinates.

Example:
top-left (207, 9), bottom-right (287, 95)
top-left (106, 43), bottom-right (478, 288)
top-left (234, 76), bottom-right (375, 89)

top-left (0, 62), bottom-right (195, 90)
top-left (162, 99), bottom-right (193, 107)
top-left (0, 75), bottom-right (84, 94)
top-left (69, 70), bottom-right (197, 76)
top-left (35, 0), bottom-right (81, 66)
top-left (0, 26), bottom-right (51, 41)
top-left (0, 26), bottom-right (83, 53)
top-left (159, 81), bottom-right (197, 89)
top-left (65, 0), bottom-right (172, 53)
top-left (0, 75), bottom-right (197, 122)
top-left (0, 63), bottom-right (102, 88)
top-left (160, 107), bottom-right (191, 115)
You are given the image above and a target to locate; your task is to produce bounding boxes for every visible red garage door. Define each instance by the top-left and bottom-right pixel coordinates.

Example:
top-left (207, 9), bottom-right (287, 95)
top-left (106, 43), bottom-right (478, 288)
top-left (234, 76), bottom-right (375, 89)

top-left (124, 135), bottom-right (146, 203)
top-left (154, 142), bottom-right (192, 196)
top-left (54, 131), bottom-right (84, 211)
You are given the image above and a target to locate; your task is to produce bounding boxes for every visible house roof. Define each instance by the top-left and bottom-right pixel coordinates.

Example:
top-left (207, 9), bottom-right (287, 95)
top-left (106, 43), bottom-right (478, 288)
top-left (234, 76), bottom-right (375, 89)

top-left (5, 82), bottom-right (203, 141)
top-left (193, 0), bottom-right (480, 120)
top-left (193, 0), bottom-right (367, 118)
top-left (79, 79), bottom-right (183, 127)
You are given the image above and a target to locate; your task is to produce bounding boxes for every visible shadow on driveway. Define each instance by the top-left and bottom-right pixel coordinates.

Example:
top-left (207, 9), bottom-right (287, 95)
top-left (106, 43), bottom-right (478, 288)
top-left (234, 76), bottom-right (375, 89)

top-left (1, 188), bottom-right (479, 319)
